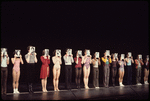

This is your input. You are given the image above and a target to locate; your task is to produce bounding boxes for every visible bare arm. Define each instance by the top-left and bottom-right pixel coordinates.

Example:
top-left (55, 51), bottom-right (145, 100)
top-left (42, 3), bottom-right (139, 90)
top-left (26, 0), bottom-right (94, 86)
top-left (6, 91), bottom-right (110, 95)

top-left (131, 59), bottom-right (134, 63)
top-left (11, 58), bottom-right (15, 64)
top-left (34, 53), bottom-right (38, 63)
top-left (71, 54), bottom-right (74, 63)
top-left (75, 56), bottom-right (79, 64)
top-left (131, 56), bottom-right (134, 63)
top-left (26, 53), bottom-right (30, 63)
top-left (140, 59), bottom-right (144, 65)
top-left (124, 61), bottom-right (126, 66)
top-left (52, 57), bottom-right (56, 64)
top-left (98, 58), bottom-right (101, 65)
top-left (7, 57), bottom-right (9, 65)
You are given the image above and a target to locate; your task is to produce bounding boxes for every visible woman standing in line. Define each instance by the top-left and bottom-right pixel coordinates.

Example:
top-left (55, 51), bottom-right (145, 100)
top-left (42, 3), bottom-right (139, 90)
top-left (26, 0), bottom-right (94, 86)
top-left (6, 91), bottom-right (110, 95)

top-left (63, 48), bottom-right (74, 89)
top-left (74, 51), bottom-right (83, 89)
top-left (40, 50), bottom-right (50, 92)
top-left (1, 49), bottom-right (9, 95)
top-left (25, 46), bottom-right (38, 93)
top-left (91, 53), bottom-right (101, 88)
top-left (101, 51), bottom-right (112, 88)
top-left (11, 52), bottom-right (24, 93)
top-left (52, 50), bottom-right (62, 91)
top-left (124, 53), bottom-right (134, 85)
top-left (111, 54), bottom-right (118, 87)
top-left (135, 55), bottom-right (144, 85)
top-left (144, 56), bottom-right (149, 84)
top-left (82, 49), bottom-right (92, 89)
top-left (118, 55), bottom-right (126, 86)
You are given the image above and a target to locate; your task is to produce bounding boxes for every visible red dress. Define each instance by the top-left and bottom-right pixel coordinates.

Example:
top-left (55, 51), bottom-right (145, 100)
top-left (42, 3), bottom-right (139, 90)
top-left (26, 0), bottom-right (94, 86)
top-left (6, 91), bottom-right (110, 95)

top-left (74, 57), bottom-right (82, 68)
top-left (40, 56), bottom-right (50, 79)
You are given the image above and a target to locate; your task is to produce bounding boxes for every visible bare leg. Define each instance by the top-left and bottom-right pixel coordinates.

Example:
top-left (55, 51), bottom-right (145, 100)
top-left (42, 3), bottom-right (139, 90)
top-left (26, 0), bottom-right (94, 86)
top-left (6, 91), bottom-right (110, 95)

top-left (41, 79), bottom-right (44, 92)
top-left (44, 77), bottom-right (47, 92)
top-left (144, 69), bottom-right (149, 82)
top-left (12, 69), bottom-right (17, 90)
top-left (86, 67), bottom-right (90, 88)
top-left (121, 71), bottom-right (125, 83)
top-left (120, 71), bottom-right (123, 83)
top-left (56, 68), bottom-right (60, 91)
top-left (83, 66), bottom-right (87, 88)
top-left (44, 67), bottom-right (49, 92)
top-left (53, 68), bottom-right (56, 91)
top-left (119, 70), bottom-right (121, 83)
top-left (16, 71), bottom-right (20, 90)
top-left (83, 66), bottom-right (90, 89)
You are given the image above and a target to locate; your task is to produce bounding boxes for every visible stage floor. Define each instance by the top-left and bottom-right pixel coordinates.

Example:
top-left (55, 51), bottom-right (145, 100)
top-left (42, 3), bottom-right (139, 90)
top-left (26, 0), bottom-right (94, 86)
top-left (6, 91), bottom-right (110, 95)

top-left (1, 83), bottom-right (149, 100)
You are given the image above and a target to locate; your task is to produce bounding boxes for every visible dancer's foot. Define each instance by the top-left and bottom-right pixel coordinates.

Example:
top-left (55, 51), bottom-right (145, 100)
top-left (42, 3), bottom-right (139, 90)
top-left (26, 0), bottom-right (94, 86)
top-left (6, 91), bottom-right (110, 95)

top-left (13, 89), bottom-right (16, 94)
top-left (42, 88), bottom-right (45, 92)
top-left (56, 88), bottom-right (60, 91)
top-left (16, 89), bottom-right (20, 93)
top-left (85, 86), bottom-right (89, 89)
top-left (54, 88), bottom-right (57, 91)
top-left (44, 89), bottom-right (48, 92)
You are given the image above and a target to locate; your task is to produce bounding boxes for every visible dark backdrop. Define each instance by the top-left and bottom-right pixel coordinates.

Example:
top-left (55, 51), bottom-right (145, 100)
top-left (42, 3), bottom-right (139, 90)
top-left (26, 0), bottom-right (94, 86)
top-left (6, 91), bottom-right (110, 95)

top-left (1, 1), bottom-right (149, 86)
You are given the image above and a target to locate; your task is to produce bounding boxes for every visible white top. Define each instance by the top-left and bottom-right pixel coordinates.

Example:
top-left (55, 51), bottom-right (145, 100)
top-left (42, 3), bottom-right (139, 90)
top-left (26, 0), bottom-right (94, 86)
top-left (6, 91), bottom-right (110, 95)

top-left (63, 55), bottom-right (74, 65)
top-left (92, 59), bottom-right (98, 68)
top-left (25, 53), bottom-right (36, 63)
top-left (137, 60), bottom-right (141, 67)
top-left (1, 56), bottom-right (9, 67)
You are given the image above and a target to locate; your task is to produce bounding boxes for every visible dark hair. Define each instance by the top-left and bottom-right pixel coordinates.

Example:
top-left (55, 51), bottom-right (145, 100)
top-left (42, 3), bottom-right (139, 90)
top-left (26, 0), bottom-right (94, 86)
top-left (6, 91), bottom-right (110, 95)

top-left (118, 55), bottom-right (121, 60)
top-left (53, 50), bottom-right (56, 56)
top-left (75, 51), bottom-right (78, 56)
top-left (93, 53), bottom-right (96, 58)
top-left (84, 49), bottom-right (87, 53)
top-left (13, 51), bottom-right (15, 56)
top-left (42, 50), bottom-right (45, 55)
top-left (27, 46), bottom-right (32, 51)
top-left (126, 52), bottom-right (129, 56)
top-left (111, 53), bottom-right (114, 58)
top-left (137, 55), bottom-right (139, 59)
top-left (13, 51), bottom-right (20, 58)
top-left (65, 48), bottom-right (70, 52)
top-left (103, 50), bottom-right (106, 54)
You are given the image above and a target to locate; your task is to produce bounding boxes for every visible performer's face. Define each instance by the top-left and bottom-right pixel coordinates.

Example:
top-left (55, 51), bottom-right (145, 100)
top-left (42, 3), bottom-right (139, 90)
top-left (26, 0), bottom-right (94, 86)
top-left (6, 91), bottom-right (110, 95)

top-left (104, 52), bottom-right (106, 56)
